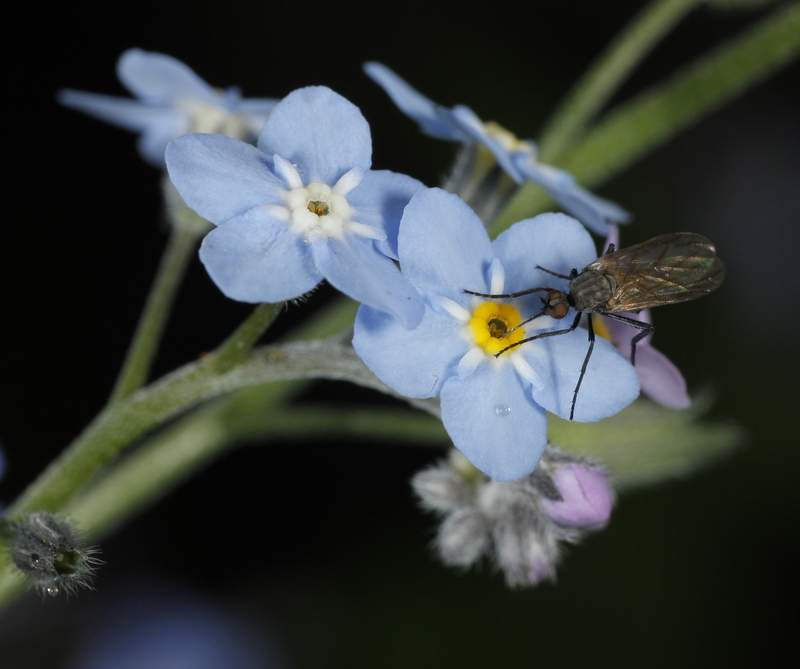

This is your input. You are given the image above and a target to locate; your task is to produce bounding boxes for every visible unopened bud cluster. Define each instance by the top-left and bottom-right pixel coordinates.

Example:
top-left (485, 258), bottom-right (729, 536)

top-left (412, 446), bottom-right (614, 587)
top-left (2, 511), bottom-right (100, 596)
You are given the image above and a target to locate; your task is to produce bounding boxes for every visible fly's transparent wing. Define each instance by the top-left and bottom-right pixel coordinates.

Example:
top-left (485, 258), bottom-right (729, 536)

top-left (586, 233), bottom-right (726, 312)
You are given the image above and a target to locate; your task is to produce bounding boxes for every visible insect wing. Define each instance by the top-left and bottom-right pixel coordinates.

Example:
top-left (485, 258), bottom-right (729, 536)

top-left (589, 232), bottom-right (725, 312)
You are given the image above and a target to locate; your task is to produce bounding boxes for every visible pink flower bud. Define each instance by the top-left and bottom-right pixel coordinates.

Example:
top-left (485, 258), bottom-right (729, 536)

top-left (540, 464), bottom-right (613, 530)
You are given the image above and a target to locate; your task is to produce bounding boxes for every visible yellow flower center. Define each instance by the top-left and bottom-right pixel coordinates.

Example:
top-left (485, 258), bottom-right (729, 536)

top-left (484, 121), bottom-right (534, 155)
top-left (591, 315), bottom-right (611, 341)
top-left (469, 301), bottom-right (526, 355)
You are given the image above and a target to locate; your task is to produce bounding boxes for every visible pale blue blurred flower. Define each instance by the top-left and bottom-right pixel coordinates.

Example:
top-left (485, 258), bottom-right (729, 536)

top-left (167, 86), bottom-right (425, 327)
top-left (364, 62), bottom-right (629, 235)
top-left (58, 48), bottom-right (279, 166)
top-left (68, 585), bottom-right (282, 669)
top-left (353, 188), bottom-right (639, 481)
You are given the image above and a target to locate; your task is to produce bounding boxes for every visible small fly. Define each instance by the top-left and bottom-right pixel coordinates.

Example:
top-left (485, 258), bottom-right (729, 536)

top-left (465, 232), bottom-right (726, 420)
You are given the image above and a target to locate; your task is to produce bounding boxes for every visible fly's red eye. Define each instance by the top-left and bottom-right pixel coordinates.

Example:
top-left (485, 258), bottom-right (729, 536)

top-left (545, 289), bottom-right (562, 303)
top-left (544, 290), bottom-right (568, 319)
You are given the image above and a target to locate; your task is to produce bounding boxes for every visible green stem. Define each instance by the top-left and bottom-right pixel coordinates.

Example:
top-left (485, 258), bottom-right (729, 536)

top-left (0, 402), bottom-right (445, 609)
top-left (65, 405), bottom-right (446, 540)
top-left (494, 0), bottom-right (800, 230)
top-left (209, 302), bottom-right (284, 373)
top-left (537, 0), bottom-right (702, 162)
top-left (6, 338), bottom-right (427, 517)
top-left (109, 224), bottom-right (201, 403)
top-left (556, 0), bottom-right (800, 187)
top-left (110, 180), bottom-right (210, 403)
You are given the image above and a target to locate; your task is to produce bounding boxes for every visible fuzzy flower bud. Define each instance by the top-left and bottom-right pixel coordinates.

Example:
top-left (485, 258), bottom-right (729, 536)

top-left (435, 508), bottom-right (491, 568)
top-left (4, 512), bottom-right (100, 596)
top-left (411, 451), bottom-right (478, 514)
top-left (480, 483), bottom-right (561, 586)
top-left (411, 445), bottom-right (616, 588)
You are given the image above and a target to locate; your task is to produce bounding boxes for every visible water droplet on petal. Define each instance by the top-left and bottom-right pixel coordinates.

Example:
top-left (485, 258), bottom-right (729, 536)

top-left (495, 404), bottom-right (511, 417)
top-left (46, 585), bottom-right (59, 596)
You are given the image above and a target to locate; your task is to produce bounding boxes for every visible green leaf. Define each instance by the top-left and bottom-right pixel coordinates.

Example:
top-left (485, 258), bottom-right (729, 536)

top-left (495, 1), bottom-right (800, 230)
top-left (547, 397), bottom-right (743, 489)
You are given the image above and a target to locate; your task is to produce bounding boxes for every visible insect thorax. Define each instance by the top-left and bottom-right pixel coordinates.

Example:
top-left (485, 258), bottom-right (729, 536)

top-left (569, 269), bottom-right (616, 312)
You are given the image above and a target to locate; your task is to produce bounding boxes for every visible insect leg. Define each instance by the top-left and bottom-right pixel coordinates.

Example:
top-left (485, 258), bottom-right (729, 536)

top-left (601, 313), bottom-right (654, 365)
top-left (495, 311), bottom-right (583, 356)
top-left (535, 266), bottom-right (574, 280)
top-left (570, 315), bottom-right (596, 421)
top-left (463, 287), bottom-right (552, 299)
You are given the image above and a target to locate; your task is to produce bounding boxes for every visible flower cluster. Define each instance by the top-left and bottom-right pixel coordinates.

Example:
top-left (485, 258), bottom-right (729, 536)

top-left (413, 448), bottom-right (614, 586)
top-left (55, 49), bottom-right (704, 589)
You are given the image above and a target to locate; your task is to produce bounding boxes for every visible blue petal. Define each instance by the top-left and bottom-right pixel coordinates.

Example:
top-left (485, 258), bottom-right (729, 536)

top-left (450, 105), bottom-right (525, 182)
top-left (237, 98), bottom-right (280, 136)
top-left (312, 237), bottom-right (424, 329)
top-left (550, 188), bottom-right (630, 236)
top-left (166, 134), bottom-right (281, 225)
top-left (117, 48), bottom-right (219, 105)
top-left (635, 344), bottom-right (691, 409)
top-left (199, 208), bottom-right (320, 302)
top-left (137, 114), bottom-right (188, 166)
top-left (363, 62), bottom-right (465, 141)
top-left (398, 189), bottom-right (494, 301)
top-left (258, 87), bottom-right (371, 184)
top-left (521, 327), bottom-right (640, 421)
top-left (57, 90), bottom-right (171, 132)
top-left (440, 363), bottom-right (548, 481)
top-left (516, 159), bottom-right (630, 235)
top-left (348, 170), bottom-right (426, 259)
top-left (493, 213), bottom-right (599, 294)
top-left (237, 98), bottom-right (280, 116)
top-left (353, 303), bottom-right (467, 398)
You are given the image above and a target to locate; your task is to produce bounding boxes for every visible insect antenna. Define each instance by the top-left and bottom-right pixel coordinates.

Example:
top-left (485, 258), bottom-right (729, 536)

top-left (463, 286), bottom-right (552, 299)
top-left (534, 266), bottom-right (575, 281)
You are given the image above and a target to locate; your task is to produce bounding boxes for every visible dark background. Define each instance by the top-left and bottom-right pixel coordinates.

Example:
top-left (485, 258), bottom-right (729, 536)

top-left (2, 0), bottom-right (799, 667)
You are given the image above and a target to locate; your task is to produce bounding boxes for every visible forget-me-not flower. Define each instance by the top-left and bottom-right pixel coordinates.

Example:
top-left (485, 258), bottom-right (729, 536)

top-left (58, 49), bottom-right (279, 167)
top-left (364, 62), bottom-right (629, 235)
top-left (596, 225), bottom-right (691, 409)
top-left (166, 86), bottom-right (425, 327)
top-left (353, 188), bottom-right (639, 481)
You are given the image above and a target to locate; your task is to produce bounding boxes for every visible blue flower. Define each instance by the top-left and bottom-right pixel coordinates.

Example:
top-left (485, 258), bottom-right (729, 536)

top-left (364, 62), bottom-right (629, 235)
top-left (58, 49), bottom-right (279, 167)
top-left (353, 188), bottom-right (639, 481)
top-left (166, 86), bottom-right (425, 328)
